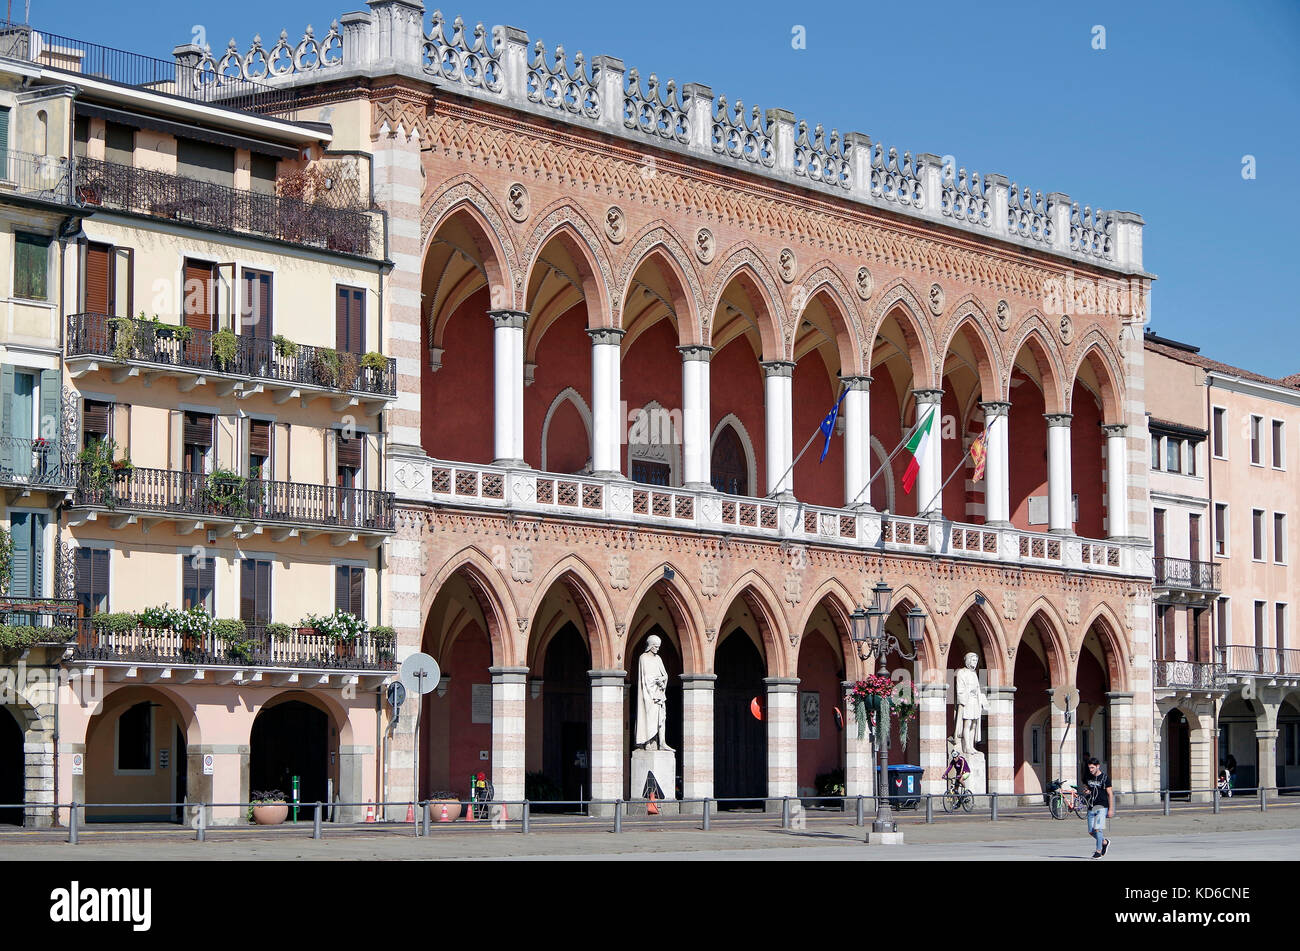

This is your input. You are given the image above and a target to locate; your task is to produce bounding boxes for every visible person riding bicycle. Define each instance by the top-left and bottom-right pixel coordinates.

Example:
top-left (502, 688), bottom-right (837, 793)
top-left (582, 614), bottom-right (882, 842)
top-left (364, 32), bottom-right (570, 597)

top-left (942, 746), bottom-right (970, 791)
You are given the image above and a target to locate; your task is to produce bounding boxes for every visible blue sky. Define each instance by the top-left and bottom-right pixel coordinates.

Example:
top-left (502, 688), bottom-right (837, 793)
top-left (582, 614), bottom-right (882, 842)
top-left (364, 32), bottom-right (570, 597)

top-left (38, 0), bottom-right (1300, 378)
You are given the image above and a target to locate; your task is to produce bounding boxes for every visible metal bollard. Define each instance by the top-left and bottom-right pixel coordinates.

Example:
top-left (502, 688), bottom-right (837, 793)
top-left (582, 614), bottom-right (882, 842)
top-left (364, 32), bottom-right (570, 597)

top-left (855, 795), bottom-right (865, 827)
top-left (702, 799), bottom-right (711, 831)
top-left (313, 803), bottom-right (323, 840)
top-left (1162, 790), bottom-right (1170, 816)
top-left (781, 796), bottom-right (790, 830)
top-left (419, 801), bottom-right (428, 837)
top-left (614, 799), bottom-right (622, 834)
top-left (196, 803), bottom-right (206, 842)
top-left (68, 803), bottom-right (78, 845)
top-left (990, 793), bottom-right (998, 822)
top-left (925, 794), bottom-right (934, 824)
top-left (522, 800), bottom-right (530, 834)
top-left (1260, 787), bottom-right (1267, 812)
top-left (1213, 789), bottom-right (1221, 814)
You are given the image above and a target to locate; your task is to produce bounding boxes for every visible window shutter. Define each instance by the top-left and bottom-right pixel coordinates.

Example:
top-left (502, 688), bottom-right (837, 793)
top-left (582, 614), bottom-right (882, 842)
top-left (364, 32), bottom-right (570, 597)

top-left (240, 559), bottom-right (255, 623)
top-left (256, 561), bottom-right (271, 625)
top-left (85, 242), bottom-right (112, 314)
top-left (337, 431), bottom-right (362, 469)
top-left (83, 399), bottom-right (111, 439)
top-left (242, 270), bottom-right (272, 339)
top-left (249, 420), bottom-right (271, 458)
top-left (336, 286), bottom-right (365, 353)
top-left (0, 107), bottom-right (9, 172)
top-left (335, 565), bottom-right (349, 614)
top-left (350, 565), bottom-right (364, 617)
top-left (39, 369), bottom-right (61, 447)
top-left (184, 411), bottom-right (213, 447)
top-left (335, 288), bottom-right (348, 352)
top-left (183, 261), bottom-right (214, 331)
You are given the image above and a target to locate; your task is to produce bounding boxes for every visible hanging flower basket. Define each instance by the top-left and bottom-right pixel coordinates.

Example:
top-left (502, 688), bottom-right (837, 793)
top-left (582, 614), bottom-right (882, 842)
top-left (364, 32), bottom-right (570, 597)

top-left (849, 675), bottom-right (895, 743)
top-left (892, 681), bottom-right (920, 753)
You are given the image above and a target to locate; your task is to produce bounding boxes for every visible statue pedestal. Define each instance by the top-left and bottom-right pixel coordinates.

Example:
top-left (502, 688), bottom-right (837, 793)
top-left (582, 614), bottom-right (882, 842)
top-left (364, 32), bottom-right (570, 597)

top-left (631, 749), bottom-right (677, 806)
top-left (965, 750), bottom-right (987, 795)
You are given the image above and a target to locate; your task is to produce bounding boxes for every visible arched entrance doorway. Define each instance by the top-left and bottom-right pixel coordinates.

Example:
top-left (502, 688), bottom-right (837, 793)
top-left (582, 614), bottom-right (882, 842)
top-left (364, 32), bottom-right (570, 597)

top-left (1219, 694), bottom-right (1258, 791)
top-left (710, 422), bottom-right (750, 496)
top-left (85, 689), bottom-right (191, 823)
top-left (1162, 708), bottom-right (1191, 797)
top-left (0, 709), bottom-right (23, 825)
top-left (251, 699), bottom-right (330, 819)
top-left (539, 624), bottom-right (591, 806)
top-left (714, 631), bottom-right (766, 807)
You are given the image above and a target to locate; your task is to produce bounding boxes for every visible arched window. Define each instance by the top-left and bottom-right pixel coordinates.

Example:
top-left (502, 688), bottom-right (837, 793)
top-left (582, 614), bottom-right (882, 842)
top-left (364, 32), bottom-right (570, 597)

top-left (711, 423), bottom-right (748, 496)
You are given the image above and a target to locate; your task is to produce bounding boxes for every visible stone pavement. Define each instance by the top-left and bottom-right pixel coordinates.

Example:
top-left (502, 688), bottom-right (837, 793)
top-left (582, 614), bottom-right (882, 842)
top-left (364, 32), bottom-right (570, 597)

top-left (0, 801), bottom-right (1296, 860)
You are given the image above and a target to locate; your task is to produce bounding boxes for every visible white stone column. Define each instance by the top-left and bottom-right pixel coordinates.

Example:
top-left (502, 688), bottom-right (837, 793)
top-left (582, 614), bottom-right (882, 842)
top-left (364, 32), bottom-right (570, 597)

top-left (980, 401), bottom-right (1011, 526)
top-left (762, 361), bottom-right (795, 496)
top-left (843, 376), bottom-right (872, 508)
top-left (919, 681), bottom-right (948, 795)
top-left (842, 680), bottom-right (874, 798)
top-left (1103, 423), bottom-right (1129, 538)
top-left (681, 674), bottom-right (715, 805)
top-left (986, 686), bottom-right (1016, 794)
top-left (679, 346), bottom-right (713, 489)
top-left (764, 677), bottom-right (799, 800)
top-left (1105, 691), bottom-right (1135, 795)
top-left (1046, 413), bottom-right (1073, 534)
top-left (1257, 728), bottom-right (1279, 793)
top-left (488, 310), bottom-right (528, 466)
top-left (490, 666), bottom-right (528, 804)
top-left (589, 328), bottom-right (625, 477)
top-left (1047, 687), bottom-right (1079, 786)
top-left (588, 670), bottom-right (626, 807)
top-left (913, 389), bottom-right (945, 516)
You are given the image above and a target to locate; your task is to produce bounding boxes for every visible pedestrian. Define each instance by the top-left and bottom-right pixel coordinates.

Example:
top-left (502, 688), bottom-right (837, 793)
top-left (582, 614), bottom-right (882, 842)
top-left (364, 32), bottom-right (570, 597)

top-left (1084, 757), bottom-right (1113, 858)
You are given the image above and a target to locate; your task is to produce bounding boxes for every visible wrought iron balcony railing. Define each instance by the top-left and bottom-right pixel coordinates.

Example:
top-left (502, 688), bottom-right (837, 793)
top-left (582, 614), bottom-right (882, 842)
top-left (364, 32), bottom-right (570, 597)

top-left (73, 157), bottom-right (379, 257)
top-left (0, 148), bottom-right (75, 204)
top-left (1153, 556), bottom-right (1220, 591)
top-left (72, 620), bottom-right (395, 672)
top-left (71, 465), bottom-right (394, 534)
top-left (67, 313), bottom-right (396, 398)
top-left (0, 436), bottom-right (76, 487)
top-left (1153, 659), bottom-right (1225, 690)
top-left (1220, 645), bottom-right (1300, 677)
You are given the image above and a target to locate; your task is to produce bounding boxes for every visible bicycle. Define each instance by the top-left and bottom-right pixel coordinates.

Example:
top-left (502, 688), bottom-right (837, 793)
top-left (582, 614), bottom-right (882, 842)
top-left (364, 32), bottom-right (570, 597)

top-left (943, 773), bottom-right (974, 813)
top-left (1046, 779), bottom-right (1093, 820)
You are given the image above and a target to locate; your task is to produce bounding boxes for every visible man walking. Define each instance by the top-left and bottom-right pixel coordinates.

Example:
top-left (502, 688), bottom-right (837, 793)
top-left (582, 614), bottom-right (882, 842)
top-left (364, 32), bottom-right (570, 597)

top-left (1084, 757), bottom-right (1113, 858)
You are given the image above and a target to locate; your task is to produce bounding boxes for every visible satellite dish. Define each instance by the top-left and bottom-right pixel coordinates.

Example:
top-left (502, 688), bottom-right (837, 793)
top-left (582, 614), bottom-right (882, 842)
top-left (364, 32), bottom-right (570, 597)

top-left (1051, 686), bottom-right (1080, 713)
top-left (400, 652), bottom-right (441, 696)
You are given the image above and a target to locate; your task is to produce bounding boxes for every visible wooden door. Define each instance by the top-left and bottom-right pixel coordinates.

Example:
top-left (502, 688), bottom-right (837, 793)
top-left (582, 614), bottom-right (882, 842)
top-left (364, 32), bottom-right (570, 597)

top-left (710, 424), bottom-right (748, 496)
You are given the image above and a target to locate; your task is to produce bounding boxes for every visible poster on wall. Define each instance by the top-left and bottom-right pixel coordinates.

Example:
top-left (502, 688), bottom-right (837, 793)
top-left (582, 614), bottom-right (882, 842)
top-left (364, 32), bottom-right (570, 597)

top-left (471, 683), bottom-right (492, 724)
top-left (800, 691), bottom-right (821, 740)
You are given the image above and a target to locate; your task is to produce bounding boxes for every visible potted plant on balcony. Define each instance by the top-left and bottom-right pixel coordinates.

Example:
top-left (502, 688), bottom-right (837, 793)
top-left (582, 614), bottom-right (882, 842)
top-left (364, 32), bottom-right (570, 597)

top-left (272, 334), bottom-right (299, 359)
top-left (214, 617), bottom-right (253, 664)
top-left (370, 625), bottom-right (396, 665)
top-left (210, 328), bottom-right (239, 372)
top-left (171, 606), bottom-right (214, 661)
top-left (249, 789), bottom-right (289, 825)
top-left (337, 351), bottom-right (360, 391)
top-left (204, 468), bottom-right (250, 519)
top-left (310, 348), bottom-right (341, 388)
top-left (302, 610), bottom-right (368, 660)
top-left (109, 316), bottom-right (136, 363)
top-left (76, 439), bottom-right (131, 510)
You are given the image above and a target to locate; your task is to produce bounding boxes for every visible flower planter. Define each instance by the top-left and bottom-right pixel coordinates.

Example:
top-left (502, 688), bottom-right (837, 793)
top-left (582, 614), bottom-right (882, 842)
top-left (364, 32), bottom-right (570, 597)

top-left (252, 803), bottom-right (289, 825)
top-left (334, 640), bottom-right (356, 661)
top-left (427, 799), bottom-right (462, 823)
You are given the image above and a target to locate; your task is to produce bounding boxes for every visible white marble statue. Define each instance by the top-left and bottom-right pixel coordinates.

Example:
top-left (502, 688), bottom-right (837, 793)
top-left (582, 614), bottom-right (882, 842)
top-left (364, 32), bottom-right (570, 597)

top-left (953, 651), bottom-right (987, 756)
top-left (635, 634), bottom-right (673, 751)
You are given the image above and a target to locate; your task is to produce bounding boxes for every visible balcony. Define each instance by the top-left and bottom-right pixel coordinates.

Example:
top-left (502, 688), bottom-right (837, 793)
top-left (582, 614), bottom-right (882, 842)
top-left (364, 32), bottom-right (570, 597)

top-left (1153, 556), bottom-right (1221, 594)
top-left (1220, 646), bottom-right (1300, 679)
top-left (66, 313), bottom-right (396, 411)
top-left (1153, 659), bottom-right (1226, 691)
top-left (71, 622), bottom-right (395, 683)
top-left (68, 466), bottom-right (394, 542)
top-left (0, 149), bottom-right (75, 206)
top-left (389, 455), bottom-right (1148, 578)
top-left (73, 157), bottom-right (381, 259)
top-left (0, 436), bottom-right (75, 491)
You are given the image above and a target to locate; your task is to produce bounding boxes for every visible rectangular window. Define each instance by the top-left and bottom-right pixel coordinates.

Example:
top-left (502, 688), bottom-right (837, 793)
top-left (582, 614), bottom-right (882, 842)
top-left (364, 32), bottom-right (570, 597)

top-left (1215, 503), bottom-right (1229, 557)
top-left (335, 286), bottom-right (366, 354)
top-left (176, 137), bottom-right (235, 187)
top-left (1166, 438), bottom-right (1181, 473)
top-left (74, 547), bottom-right (110, 616)
top-left (1250, 416), bottom-right (1263, 465)
top-left (1150, 433), bottom-right (1161, 470)
top-left (104, 121), bottom-right (134, 165)
top-left (1253, 510), bottom-right (1265, 560)
top-left (1030, 725), bottom-right (1042, 765)
top-left (1278, 604), bottom-right (1288, 649)
top-left (1217, 598), bottom-right (1230, 650)
top-left (1273, 420), bottom-right (1286, 469)
top-left (1212, 407), bottom-right (1227, 458)
top-left (116, 702), bottom-right (152, 772)
top-left (182, 553), bottom-right (215, 614)
top-left (241, 269), bottom-right (273, 339)
top-left (240, 559), bottom-right (273, 627)
top-left (0, 106), bottom-right (9, 176)
top-left (1255, 601), bottom-right (1267, 649)
top-left (249, 419), bottom-right (271, 479)
top-left (250, 153), bottom-right (277, 196)
top-left (14, 232), bottom-right (51, 300)
top-left (1276, 513), bottom-right (1288, 564)
top-left (183, 411), bottom-right (213, 473)
top-left (1186, 441), bottom-right (1197, 476)
top-left (335, 564), bottom-right (364, 618)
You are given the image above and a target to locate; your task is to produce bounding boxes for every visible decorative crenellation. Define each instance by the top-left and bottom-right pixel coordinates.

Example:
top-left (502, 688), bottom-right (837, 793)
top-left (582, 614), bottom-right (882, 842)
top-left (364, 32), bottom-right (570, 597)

top-left (201, 3), bottom-right (1142, 272)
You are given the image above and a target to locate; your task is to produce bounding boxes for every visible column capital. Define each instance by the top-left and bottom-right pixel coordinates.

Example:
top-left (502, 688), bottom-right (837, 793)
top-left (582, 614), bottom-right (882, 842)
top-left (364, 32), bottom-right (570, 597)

top-left (487, 309), bottom-right (529, 330)
top-left (678, 345), bottom-right (714, 362)
top-left (1100, 423), bottom-right (1128, 437)
top-left (488, 666), bottom-right (530, 683)
top-left (680, 673), bottom-right (718, 687)
top-left (587, 326), bottom-right (626, 345)
top-left (760, 360), bottom-right (796, 378)
top-left (841, 375), bottom-right (873, 391)
top-left (985, 685), bottom-right (1018, 700)
top-left (912, 387), bottom-right (944, 405)
top-left (1045, 412), bottom-right (1074, 427)
top-left (979, 400), bottom-right (1011, 417)
top-left (763, 677), bottom-right (800, 692)
top-left (588, 669), bottom-right (628, 687)
top-left (1104, 691), bottom-right (1136, 704)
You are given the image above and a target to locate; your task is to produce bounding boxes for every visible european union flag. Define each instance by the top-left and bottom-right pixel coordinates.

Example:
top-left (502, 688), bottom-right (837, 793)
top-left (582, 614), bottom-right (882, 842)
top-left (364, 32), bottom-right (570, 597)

top-left (818, 387), bottom-right (848, 463)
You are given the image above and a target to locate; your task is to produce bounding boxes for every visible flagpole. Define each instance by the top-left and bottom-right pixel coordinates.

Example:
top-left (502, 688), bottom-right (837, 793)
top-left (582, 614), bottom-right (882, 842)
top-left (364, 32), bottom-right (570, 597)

top-left (845, 405), bottom-right (935, 507)
top-left (918, 413), bottom-right (996, 516)
top-left (765, 384), bottom-right (845, 498)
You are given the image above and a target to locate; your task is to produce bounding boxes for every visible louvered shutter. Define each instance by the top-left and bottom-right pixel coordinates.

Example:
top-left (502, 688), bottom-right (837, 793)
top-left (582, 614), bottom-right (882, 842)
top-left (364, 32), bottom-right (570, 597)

top-left (83, 399), bottom-right (111, 443)
top-left (336, 286), bottom-right (364, 353)
top-left (85, 243), bottom-right (112, 314)
top-left (39, 369), bottom-right (61, 447)
top-left (350, 565), bottom-right (364, 616)
top-left (335, 565), bottom-right (349, 614)
top-left (0, 108), bottom-right (9, 178)
top-left (183, 260), bottom-right (214, 331)
top-left (337, 431), bottom-right (362, 469)
top-left (243, 270), bottom-right (272, 339)
top-left (249, 420), bottom-right (271, 458)
top-left (184, 411), bottom-right (213, 447)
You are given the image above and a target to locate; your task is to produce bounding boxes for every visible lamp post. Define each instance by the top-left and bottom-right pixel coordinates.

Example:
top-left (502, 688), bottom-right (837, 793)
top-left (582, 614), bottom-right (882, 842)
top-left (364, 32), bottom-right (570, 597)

top-left (850, 583), bottom-right (925, 837)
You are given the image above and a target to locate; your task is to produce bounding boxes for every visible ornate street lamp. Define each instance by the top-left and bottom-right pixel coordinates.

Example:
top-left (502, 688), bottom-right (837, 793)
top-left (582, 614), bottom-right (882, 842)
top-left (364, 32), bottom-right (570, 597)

top-left (850, 587), bottom-right (925, 837)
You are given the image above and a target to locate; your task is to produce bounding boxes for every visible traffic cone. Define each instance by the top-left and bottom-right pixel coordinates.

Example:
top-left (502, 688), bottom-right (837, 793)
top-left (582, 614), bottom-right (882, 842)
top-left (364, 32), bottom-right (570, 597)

top-left (406, 802), bottom-right (415, 823)
top-left (465, 798), bottom-right (477, 822)
top-left (438, 803), bottom-right (452, 822)
top-left (364, 803), bottom-right (375, 823)
top-left (647, 790), bottom-right (659, 816)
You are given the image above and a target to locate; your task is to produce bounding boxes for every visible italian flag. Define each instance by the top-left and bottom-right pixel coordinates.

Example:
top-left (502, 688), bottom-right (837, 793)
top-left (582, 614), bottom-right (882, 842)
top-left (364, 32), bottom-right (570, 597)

top-left (902, 408), bottom-right (936, 495)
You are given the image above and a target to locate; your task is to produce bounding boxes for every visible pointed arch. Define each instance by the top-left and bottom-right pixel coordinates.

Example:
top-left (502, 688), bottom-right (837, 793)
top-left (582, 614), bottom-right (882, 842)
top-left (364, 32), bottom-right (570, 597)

top-left (710, 569), bottom-right (790, 677)
top-left (528, 554), bottom-right (619, 669)
top-left (710, 413), bottom-right (758, 497)
top-left (1068, 330), bottom-right (1124, 424)
top-left (616, 224), bottom-right (705, 345)
top-left (792, 261), bottom-right (865, 375)
top-left (421, 177), bottom-right (518, 290)
top-left (938, 303), bottom-right (1004, 402)
top-left (521, 202), bottom-right (615, 329)
top-left (868, 279), bottom-right (936, 390)
top-left (1005, 312), bottom-right (1067, 415)
top-left (423, 545), bottom-right (519, 667)
top-left (795, 577), bottom-right (862, 677)
top-left (707, 244), bottom-right (788, 361)
top-left (540, 386), bottom-right (592, 473)
top-left (621, 564), bottom-right (707, 674)
top-left (946, 593), bottom-right (1009, 685)
top-left (1079, 601), bottom-right (1130, 692)
top-left (879, 583), bottom-right (941, 673)
top-left (1015, 598), bottom-right (1072, 687)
